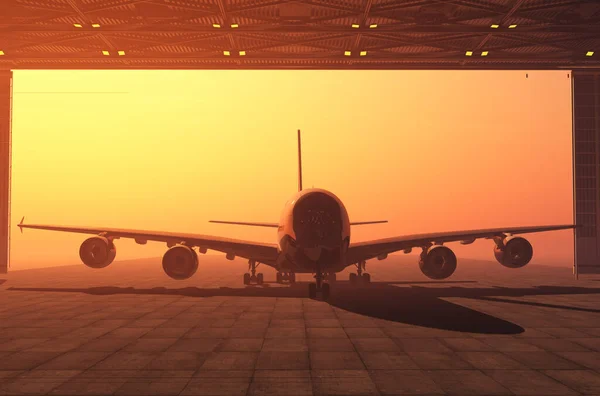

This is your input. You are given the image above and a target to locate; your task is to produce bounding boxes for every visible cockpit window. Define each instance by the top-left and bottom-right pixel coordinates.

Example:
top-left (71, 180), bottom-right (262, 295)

top-left (299, 210), bottom-right (337, 226)
top-left (293, 192), bottom-right (342, 246)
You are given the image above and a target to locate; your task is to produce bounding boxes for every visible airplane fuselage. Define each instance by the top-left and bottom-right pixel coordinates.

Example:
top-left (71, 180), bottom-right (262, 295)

top-left (277, 188), bottom-right (350, 273)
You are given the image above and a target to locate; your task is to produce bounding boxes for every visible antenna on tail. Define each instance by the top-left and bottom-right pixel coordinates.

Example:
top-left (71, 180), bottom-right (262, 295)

top-left (297, 129), bottom-right (303, 192)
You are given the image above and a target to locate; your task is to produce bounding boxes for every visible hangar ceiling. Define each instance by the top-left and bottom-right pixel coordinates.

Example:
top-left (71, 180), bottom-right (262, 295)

top-left (0, 0), bottom-right (599, 70)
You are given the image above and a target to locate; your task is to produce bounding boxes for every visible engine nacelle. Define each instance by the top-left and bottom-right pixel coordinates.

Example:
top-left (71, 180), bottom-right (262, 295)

top-left (162, 245), bottom-right (198, 280)
top-left (419, 245), bottom-right (457, 280)
top-left (79, 236), bottom-right (116, 269)
top-left (494, 236), bottom-right (533, 269)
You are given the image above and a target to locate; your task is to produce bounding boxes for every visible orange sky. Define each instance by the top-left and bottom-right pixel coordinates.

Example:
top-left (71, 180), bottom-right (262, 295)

top-left (9, 70), bottom-right (573, 270)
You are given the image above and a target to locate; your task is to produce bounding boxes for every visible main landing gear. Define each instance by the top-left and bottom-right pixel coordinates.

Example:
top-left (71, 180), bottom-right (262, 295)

top-left (243, 260), bottom-right (264, 285)
top-left (276, 272), bottom-right (296, 284)
top-left (349, 261), bottom-right (371, 286)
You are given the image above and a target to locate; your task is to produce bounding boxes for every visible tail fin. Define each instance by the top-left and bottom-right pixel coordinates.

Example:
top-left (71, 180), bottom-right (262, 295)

top-left (297, 129), bottom-right (303, 192)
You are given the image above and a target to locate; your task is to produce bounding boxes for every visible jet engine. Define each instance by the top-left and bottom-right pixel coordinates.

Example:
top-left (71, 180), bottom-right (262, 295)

top-left (79, 236), bottom-right (117, 269)
top-left (419, 245), bottom-right (457, 280)
top-left (162, 245), bottom-right (198, 280)
top-left (494, 236), bottom-right (533, 269)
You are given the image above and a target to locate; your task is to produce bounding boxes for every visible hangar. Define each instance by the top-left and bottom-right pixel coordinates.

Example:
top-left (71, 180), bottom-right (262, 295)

top-left (1, 0), bottom-right (599, 274)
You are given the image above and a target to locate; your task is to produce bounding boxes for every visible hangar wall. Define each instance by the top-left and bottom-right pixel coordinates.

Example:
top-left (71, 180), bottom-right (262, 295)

top-left (0, 71), bottom-right (11, 274)
top-left (573, 70), bottom-right (600, 275)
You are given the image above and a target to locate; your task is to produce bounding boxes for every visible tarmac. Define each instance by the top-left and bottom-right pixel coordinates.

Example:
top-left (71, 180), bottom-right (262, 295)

top-left (1, 254), bottom-right (600, 395)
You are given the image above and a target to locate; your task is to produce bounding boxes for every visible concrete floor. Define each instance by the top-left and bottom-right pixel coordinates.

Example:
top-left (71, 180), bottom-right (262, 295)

top-left (1, 255), bottom-right (600, 395)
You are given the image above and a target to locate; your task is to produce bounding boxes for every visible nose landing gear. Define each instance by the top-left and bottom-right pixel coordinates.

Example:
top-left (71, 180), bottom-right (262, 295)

top-left (308, 266), bottom-right (332, 300)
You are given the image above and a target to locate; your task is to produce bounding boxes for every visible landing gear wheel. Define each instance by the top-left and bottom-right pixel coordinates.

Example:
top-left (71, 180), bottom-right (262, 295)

top-left (322, 283), bottom-right (331, 300)
top-left (349, 273), bottom-right (358, 285)
top-left (276, 272), bottom-right (282, 283)
top-left (247, 260), bottom-right (262, 285)
top-left (362, 273), bottom-right (371, 284)
top-left (308, 283), bottom-right (317, 298)
top-left (289, 272), bottom-right (296, 284)
top-left (243, 273), bottom-right (251, 285)
top-left (328, 273), bottom-right (337, 282)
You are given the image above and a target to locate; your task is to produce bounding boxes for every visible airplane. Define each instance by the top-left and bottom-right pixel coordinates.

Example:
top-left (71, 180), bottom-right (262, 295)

top-left (18, 130), bottom-right (576, 300)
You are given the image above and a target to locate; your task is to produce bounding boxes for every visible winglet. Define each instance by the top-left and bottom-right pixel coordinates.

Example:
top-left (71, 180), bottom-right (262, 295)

top-left (18, 216), bottom-right (24, 233)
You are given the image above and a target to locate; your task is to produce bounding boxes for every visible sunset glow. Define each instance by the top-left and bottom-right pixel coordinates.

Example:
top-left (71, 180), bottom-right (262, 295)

top-left (10, 70), bottom-right (573, 269)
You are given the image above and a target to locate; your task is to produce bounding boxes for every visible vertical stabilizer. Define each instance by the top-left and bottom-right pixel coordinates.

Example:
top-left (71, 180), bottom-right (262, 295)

top-left (297, 129), bottom-right (303, 192)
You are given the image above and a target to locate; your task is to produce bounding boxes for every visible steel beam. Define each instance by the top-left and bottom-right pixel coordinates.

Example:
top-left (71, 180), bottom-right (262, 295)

top-left (1, 56), bottom-right (600, 71)
top-left (0, 71), bottom-right (12, 274)
top-left (2, 25), bottom-right (599, 34)
top-left (573, 69), bottom-right (600, 275)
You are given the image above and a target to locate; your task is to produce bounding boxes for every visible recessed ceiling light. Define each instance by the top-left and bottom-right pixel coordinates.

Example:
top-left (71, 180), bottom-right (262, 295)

top-left (239, 50), bottom-right (246, 56)
top-left (92, 23), bottom-right (100, 28)
top-left (586, 51), bottom-right (594, 57)
top-left (369, 24), bottom-right (377, 28)
top-left (102, 50), bottom-right (110, 55)
top-left (481, 51), bottom-right (489, 56)
top-left (223, 50), bottom-right (230, 56)
top-left (231, 23), bottom-right (238, 28)
top-left (344, 51), bottom-right (351, 56)
top-left (508, 24), bottom-right (517, 28)
top-left (73, 23), bottom-right (83, 28)
top-left (465, 51), bottom-right (473, 56)
top-left (490, 24), bottom-right (499, 28)
top-left (118, 50), bottom-right (125, 56)
top-left (351, 24), bottom-right (359, 28)
top-left (360, 51), bottom-right (367, 56)
top-left (0, 51), bottom-right (4, 56)
top-left (212, 23), bottom-right (221, 28)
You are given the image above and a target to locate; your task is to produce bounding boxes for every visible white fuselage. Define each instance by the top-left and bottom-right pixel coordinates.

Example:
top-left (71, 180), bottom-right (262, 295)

top-left (275, 188), bottom-right (350, 273)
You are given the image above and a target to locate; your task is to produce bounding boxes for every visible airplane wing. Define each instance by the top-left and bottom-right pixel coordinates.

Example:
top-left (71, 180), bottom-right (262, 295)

top-left (18, 219), bottom-right (279, 265)
top-left (346, 224), bottom-right (577, 264)
top-left (350, 220), bottom-right (388, 226)
top-left (209, 220), bottom-right (278, 228)
top-left (209, 220), bottom-right (389, 227)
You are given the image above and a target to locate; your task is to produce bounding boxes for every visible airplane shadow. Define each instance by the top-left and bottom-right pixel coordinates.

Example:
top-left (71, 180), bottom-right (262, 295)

top-left (10, 282), bottom-right (600, 335)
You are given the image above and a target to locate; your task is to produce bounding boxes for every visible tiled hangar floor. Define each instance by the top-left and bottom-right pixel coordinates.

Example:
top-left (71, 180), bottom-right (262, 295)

top-left (0, 255), bottom-right (600, 395)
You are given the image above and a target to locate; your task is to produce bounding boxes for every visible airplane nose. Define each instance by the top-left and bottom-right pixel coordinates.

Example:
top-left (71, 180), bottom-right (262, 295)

top-left (304, 246), bottom-right (323, 261)
top-left (303, 241), bottom-right (342, 260)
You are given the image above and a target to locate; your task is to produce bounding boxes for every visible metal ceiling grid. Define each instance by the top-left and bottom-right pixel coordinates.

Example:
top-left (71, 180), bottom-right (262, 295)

top-left (0, 0), bottom-right (598, 70)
